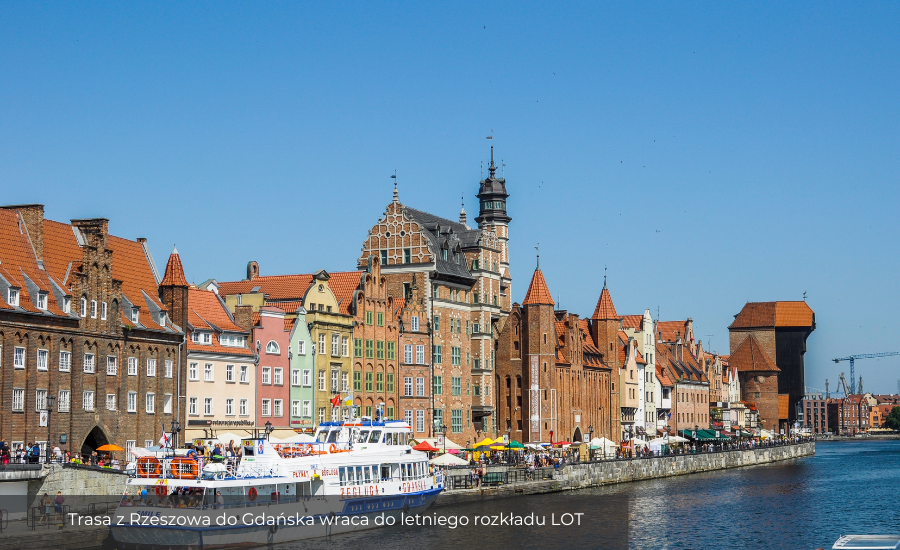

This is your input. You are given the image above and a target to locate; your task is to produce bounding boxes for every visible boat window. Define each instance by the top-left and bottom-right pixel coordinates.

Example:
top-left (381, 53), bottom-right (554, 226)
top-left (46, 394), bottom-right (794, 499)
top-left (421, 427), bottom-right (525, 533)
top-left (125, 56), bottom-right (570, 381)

top-left (358, 430), bottom-right (370, 443)
top-left (243, 444), bottom-right (255, 457)
top-left (364, 466), bottom-right (372, 483)
top-left (381, 464), bottom-right (391, 481)
top-left (339, 467), bottom-right (347, 486)
top-left (316, 430), bottom-right (329, 443)
top-left (348, 467), bottom-right (356, 485)
top-left (369, 430), bottom-right (382, 443)
top-left (327, 430), bottom-right (340, 443)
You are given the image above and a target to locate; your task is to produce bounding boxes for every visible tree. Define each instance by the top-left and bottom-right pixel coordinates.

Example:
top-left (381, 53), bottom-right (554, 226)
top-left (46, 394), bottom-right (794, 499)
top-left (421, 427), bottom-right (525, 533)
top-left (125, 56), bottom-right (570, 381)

top-left (883, 407), bottom-right (900, 430)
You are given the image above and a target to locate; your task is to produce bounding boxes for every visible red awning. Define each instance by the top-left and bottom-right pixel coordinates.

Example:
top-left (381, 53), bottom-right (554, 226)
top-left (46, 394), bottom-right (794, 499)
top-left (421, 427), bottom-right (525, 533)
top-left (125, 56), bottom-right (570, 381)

top-left (412, 441), bottom-right (439, 452)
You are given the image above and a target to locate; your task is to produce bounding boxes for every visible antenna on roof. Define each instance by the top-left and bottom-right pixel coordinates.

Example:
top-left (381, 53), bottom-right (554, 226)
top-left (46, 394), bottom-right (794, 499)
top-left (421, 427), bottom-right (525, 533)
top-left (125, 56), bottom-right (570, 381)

top-left (803, 291), bottom-right (807, 301)
top-left (535, 243), bottom-right (540, 270)
top-left (603, 266), bottom-right (607, 289)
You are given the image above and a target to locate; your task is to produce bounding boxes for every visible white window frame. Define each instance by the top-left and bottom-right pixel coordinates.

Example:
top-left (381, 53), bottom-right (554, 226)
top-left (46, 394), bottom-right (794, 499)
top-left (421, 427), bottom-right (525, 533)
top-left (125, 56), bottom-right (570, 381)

top-left (239, 399), bottom-right (248, 416)
top-left (90, 300), bottom-right (97, 319)
top-left (163, 393), bottom-right (172, 414)
top-left (164, 360), bottom-right (173, 378)
top-left (80, 297), bottom-right (87, 317)
top-left (106, 393), bottom-right (116, 411)
top-left (416, 345), bottom-right (425, 365)
top-left (331, 334), bottom-right (339, 357)
top-left (128, 357), bottom-right (138, 376)
top-left (188, 397), bottom-right (198, 416)
top-left (59, 351), bottom-right (71, 372)
top-left (145, 393), bottom-right (155, 414)
top-left (341, 337), bottom-right (349, 357)
top-left (261, 399), bottom-right (271, 417)
top-left (101, 301), bottom-right (107, 320)
top-left (297, 340), bottom-right (306, 355)
top-left (274, 367), bottom-right (283, 386)
top-left (416, 376), bottom-right (425, 397)
top-left (37, 349), bottom-right (48, 371)
top-left (411, 316), bottom-right (419, 332)
top-left (225, 364), bottom-right (235, 382)
top-left (318, 333), bottom-right (326, 355)
top-left (204, 363), bottom-right (214, 382)
top-left (12, 388), bottom-right (24, 411)
top-left (291, 369), bottom-right (301, 386)
top-left (131, 307), bottom-right (139, 323)
top-left (63, 296), bottom-right (71, 313)
top-left (36, 292), bottom-right (47, 310)
top-left (266, 341), bottom-right (280, 354)
top-left (189, 362), bottom-right (198, 380)
top-left (239, 365), bottom-right (249, 383)
top-left (127, 392), bottom-right (137, 412)
top-left (404, 345), bottom-right (413, 364)
top-left (58, 390), bottom-right (70, 412)
top-left (8, 288), bottom-right (20, 307)
top-left (318, 370), bottom-right (326, 391)
top-left (261, 367), bottom-right (271, 385)
top-left (106, 356), bottom-right (117, 375)
top-left (83, 353), bottom-right (95, 373)
top-left (273, 399), bottom-right (283, 417)
top-left (416, 409), bottom-right (425, 433)
top-left (303, 400), bottom-right (312, 417)
top-left (83, 390), bottom-right (95, 411)
top-left (303, 369), bottom-right (311, 387)
top-left (203, 397), bottom-right (213, 416)
top-left (146, 359), bottom-right (156, 377)
top-left (292, 400), bottom-right (301, 417)
top-left (341, 372), bottom-right (349, 392)
top-left (36, 389), bottom-right (47, 411)
top-left (14, 347), bottom-right (25, 369)
top-left (404, 377), bottom-right (413, 397)
top-left (225, 398), bottom-right (234, 416)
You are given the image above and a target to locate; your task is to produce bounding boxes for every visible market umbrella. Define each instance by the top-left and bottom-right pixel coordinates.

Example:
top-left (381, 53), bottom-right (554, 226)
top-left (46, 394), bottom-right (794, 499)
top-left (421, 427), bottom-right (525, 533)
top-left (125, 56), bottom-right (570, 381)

top-left (96, 444), bottom-right (124, 452)
top-left (413, 441), bottom-right (439, 452)
top-left (508, 441), bottom-right (525, 449)
top-left (430, 453), bottom-right (468, 466)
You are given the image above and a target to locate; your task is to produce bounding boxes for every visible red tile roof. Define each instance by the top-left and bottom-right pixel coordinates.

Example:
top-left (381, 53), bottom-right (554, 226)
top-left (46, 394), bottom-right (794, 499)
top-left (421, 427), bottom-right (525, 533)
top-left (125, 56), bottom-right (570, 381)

top-left (186, 288), bottom-right (253, 355)
top-left (217, 271), bottom-right (363, 315)
top-left (730, 301), bottom-right (815, 328)
top-left (656, 364), bottom-right (674, 387)
top-left (729, 335), bottom-right (779, 373)
top-left (328, 271), bottom-right (364, 315)
top-left (267, 301), bottom-right (305, 314)
top-left (656, 320), bottom-right (690, 342)
top-left (0, 209), bottom-right (58, 313)
top-left (591, 286), bottom-right (617, 320)
top-left (621, 314), bottom-right (643, 330)
top-left (160, 247), bottom-right (188, 287)
top-left (522, 269), bottom-right (554, 306)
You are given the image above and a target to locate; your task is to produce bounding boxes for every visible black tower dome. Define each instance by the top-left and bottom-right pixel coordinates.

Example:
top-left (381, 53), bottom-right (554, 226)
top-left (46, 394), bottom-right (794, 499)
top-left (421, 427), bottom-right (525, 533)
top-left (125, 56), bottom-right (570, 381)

top-left (475, 146), bottom-right (511, 226)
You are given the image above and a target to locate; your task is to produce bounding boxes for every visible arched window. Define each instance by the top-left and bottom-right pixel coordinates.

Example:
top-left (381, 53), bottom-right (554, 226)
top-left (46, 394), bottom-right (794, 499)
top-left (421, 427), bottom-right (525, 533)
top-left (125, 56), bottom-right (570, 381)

top-left (266, 341), bottom-right (280, 354)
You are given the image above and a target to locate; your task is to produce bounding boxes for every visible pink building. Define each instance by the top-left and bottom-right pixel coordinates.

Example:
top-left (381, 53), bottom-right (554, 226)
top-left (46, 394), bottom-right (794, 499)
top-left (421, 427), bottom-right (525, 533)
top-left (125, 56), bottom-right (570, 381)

top-left (252, 306), bottom-right (292, 436)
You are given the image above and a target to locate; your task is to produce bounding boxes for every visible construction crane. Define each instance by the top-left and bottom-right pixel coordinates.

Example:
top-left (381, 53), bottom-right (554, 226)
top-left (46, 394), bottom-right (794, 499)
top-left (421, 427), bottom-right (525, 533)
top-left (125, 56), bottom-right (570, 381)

top-left (836, 373), bottom-right (852, 397)
top-left (832, 352), bottom-right (900, 395)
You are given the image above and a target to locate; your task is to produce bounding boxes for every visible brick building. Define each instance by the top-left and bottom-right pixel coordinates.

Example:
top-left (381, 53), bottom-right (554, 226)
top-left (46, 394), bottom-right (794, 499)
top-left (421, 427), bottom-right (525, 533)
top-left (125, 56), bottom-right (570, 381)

top-left (728, 301), bottom-right (816, 434)
top-left (655, 335), bottom-right (710, 434)
top-left (349, 257), bottom-right (400, 421)
top-left (356, 159), bottom-right (511, 444)
top-left (800, 392), bottom-right (829, 434)
top-left (0, 205), bottom-right (185, 457)
top-left (495, 267), bottom-right (617, 445)
top-left (396, 273), bottom-right (431, 436)
top-left (828, 394), bottom-right (870, 435)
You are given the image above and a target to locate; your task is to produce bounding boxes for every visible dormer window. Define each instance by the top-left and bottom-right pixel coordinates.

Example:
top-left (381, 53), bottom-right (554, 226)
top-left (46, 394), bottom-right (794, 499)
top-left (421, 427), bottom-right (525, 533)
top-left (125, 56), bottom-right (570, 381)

top-left (131, 307), bottom-right (139, 323)
top-left (442, 249), bottom-right (448, 261)
top-left (36, 292), bottom-right (47, 310)
top-left (159, 312), bottom-right (167, 327)
top-left (8, 288), bottom-right (19, 307)
top-left (63, 296), bottom-right (71, 314)
top-left (192, 331), bottom-right (212, 344)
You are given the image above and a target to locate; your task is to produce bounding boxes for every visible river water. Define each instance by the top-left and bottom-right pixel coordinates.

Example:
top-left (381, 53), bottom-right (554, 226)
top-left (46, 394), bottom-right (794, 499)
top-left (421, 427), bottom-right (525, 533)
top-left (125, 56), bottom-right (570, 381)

top-left (270, 440), bottom-right (900, 550)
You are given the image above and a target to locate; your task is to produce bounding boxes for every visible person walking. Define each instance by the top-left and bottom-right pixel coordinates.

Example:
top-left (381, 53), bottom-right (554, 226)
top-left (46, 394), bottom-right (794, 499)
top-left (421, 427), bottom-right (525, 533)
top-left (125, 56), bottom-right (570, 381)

top-left (54, 491), bottom-right (65, 523)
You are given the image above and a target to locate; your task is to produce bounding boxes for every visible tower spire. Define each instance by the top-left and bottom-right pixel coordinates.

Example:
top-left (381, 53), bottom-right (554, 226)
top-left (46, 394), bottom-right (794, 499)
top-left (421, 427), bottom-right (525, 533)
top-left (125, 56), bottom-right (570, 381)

top-left (535, 243), bottom-right (540, 270)
top-left (489, 145), bottom-right (496, 177)
top-left (391, 171), bottom-right (398, 202)
top-left (459, 193), bottom-right (467, 226)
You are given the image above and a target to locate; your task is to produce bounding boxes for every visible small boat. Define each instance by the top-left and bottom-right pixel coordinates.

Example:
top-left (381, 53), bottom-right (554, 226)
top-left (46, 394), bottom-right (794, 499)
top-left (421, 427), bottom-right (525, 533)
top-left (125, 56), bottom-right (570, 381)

top-left (832, 535), bottom-right (900, 549)
top-left (111, 419), bottom-right (443, 549)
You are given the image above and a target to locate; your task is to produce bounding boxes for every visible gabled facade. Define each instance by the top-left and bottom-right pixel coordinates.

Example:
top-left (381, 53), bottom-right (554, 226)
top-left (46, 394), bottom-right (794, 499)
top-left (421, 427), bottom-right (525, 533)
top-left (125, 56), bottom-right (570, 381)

top-left (397, 273), bottom-right (431, 437)
top-left (622, 310), bottom-right (657, 438)
top-left (356, 160), bottom-right (512, 443)
top-left (656, 332), bottom-right (710, 434)
top-left (0, 205), bottom-right (185, 457)
top-left (252, 306), bottom-right (291, 434)
top-left (287, 309), bottom-right (315, 432)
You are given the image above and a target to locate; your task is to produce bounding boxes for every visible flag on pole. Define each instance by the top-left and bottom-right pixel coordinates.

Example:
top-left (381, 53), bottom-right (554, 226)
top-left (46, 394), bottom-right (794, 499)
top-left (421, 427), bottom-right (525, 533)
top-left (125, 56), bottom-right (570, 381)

top-left (330, 395), bottom-right (341, 408)
top-left (343, 396), bottom-right (353, 407)
top-left (159, 431), bottom-right (171, 448)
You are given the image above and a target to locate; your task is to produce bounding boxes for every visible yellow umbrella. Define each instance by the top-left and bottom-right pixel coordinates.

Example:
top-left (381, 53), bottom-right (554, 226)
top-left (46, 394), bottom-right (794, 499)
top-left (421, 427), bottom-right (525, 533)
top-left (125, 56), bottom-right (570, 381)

top-left (96, 444), bottom-right (124, 452)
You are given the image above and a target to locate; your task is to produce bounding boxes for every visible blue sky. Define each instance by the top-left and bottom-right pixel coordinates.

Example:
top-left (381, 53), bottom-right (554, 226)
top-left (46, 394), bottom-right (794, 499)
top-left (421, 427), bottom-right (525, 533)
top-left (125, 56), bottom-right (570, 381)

top-left (2, 3), bottom-right (898, 393)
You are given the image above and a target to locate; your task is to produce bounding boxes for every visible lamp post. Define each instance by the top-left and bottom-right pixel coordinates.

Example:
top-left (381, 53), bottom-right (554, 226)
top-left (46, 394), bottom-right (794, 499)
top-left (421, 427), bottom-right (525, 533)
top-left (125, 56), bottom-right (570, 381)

top-left (170, 419), bottom-right (182, 450)
top-left (441, 424), bottom-right (447, 454)
top-left (46, 394), bottom-right (56, 463)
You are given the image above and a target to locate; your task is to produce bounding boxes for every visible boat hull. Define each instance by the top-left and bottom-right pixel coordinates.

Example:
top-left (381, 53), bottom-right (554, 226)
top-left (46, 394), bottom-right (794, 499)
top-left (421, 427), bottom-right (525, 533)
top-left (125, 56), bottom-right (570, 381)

top-left (110, 489), bottom-right (440, 549)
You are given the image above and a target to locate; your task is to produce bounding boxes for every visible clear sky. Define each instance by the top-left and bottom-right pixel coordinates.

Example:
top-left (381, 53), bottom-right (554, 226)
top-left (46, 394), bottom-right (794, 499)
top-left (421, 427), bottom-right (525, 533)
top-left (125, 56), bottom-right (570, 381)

top-left (2, 3), bottom-right (898, 393)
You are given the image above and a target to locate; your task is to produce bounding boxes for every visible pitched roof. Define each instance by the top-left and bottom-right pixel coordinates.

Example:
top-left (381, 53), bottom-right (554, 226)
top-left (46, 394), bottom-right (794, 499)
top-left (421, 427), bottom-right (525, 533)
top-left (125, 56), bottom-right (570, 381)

top-left (591, 286), bottom-right (617, 320)
top-left (217, 270), bottom-right (363, 315)
top-left (730, 301), bottom-right (815, 329)
top-left (522, 269), bottom-right (554, 306)
top-left (657, 320), bottom-right (690, 343)
top-left (160, 247), bottom-right (188, 287)
top-left (187, 288), bottom-right (253, 355)
top-left (621, 314), bottom-right (643, 330)
top-left (729, 335), bottom-right (779, 373)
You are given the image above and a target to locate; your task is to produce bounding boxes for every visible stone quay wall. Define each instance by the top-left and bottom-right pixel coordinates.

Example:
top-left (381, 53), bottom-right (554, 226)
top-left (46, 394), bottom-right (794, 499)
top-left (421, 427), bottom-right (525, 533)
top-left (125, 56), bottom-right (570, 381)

top-left (435, 442), bottom-right (815, 507)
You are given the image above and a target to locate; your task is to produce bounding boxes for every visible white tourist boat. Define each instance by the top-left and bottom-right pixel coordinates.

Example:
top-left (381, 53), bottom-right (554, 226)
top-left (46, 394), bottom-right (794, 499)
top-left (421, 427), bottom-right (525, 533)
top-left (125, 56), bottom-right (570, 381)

top-left (111, 419), bottom-right (443, 549)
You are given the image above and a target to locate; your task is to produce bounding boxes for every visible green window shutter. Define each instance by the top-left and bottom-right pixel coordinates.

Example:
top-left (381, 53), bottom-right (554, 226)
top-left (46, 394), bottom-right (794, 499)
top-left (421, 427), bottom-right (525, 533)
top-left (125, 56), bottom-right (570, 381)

top-left (377, 312), bottom-right (384, 326)
top-left (433, 376), bottom-right (442, 396)
top-left (365, 372), bottom-right (373, 392)
top-left (365, 339), bottom-right (374, 359)
top-left (433, 316), bottom-right (440, 331)
top-left (366, 311), bottom-right (373, 325)
top-left (376, 340), bottom-right (385, 360)
top-left (386, 341), bottom-right (395, 360)
top-left (387, 373), bottom-right (394, 393)
top-left (353, 371), bottom-right (361, 391)
top-left (354, 338), bottom-right (363, 358)
top-left (376, 372), bottom-right (384, 392)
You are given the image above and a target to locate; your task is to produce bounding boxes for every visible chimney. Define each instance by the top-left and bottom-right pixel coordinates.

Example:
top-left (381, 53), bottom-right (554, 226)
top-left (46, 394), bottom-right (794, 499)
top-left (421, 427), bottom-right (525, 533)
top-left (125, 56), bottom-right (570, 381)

top-left (234, 304), bottom-right (254, 331)
top-left (71, 218), bottom-right (110, 249)
top-left (2, 204), bottom-right (44, 262)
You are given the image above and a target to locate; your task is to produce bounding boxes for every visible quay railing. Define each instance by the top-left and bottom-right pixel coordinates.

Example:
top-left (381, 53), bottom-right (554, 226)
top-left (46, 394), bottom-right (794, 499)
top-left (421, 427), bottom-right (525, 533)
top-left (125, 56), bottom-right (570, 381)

top-left (439, 438), bottom-right (814, 491)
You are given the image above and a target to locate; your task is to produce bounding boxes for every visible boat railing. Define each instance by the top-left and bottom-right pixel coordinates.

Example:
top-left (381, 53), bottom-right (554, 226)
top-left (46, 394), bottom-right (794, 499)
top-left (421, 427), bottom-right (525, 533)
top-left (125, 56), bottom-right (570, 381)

top-left (132, 456), bottom-right (244, 481)
top-left (120, 494), bottom-right (329, 512)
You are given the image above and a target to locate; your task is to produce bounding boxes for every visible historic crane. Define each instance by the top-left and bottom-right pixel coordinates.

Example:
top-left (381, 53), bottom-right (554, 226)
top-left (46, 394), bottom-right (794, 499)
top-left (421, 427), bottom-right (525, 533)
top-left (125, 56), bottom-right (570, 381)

top-left (832, 352), bottom-right (900, 395)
